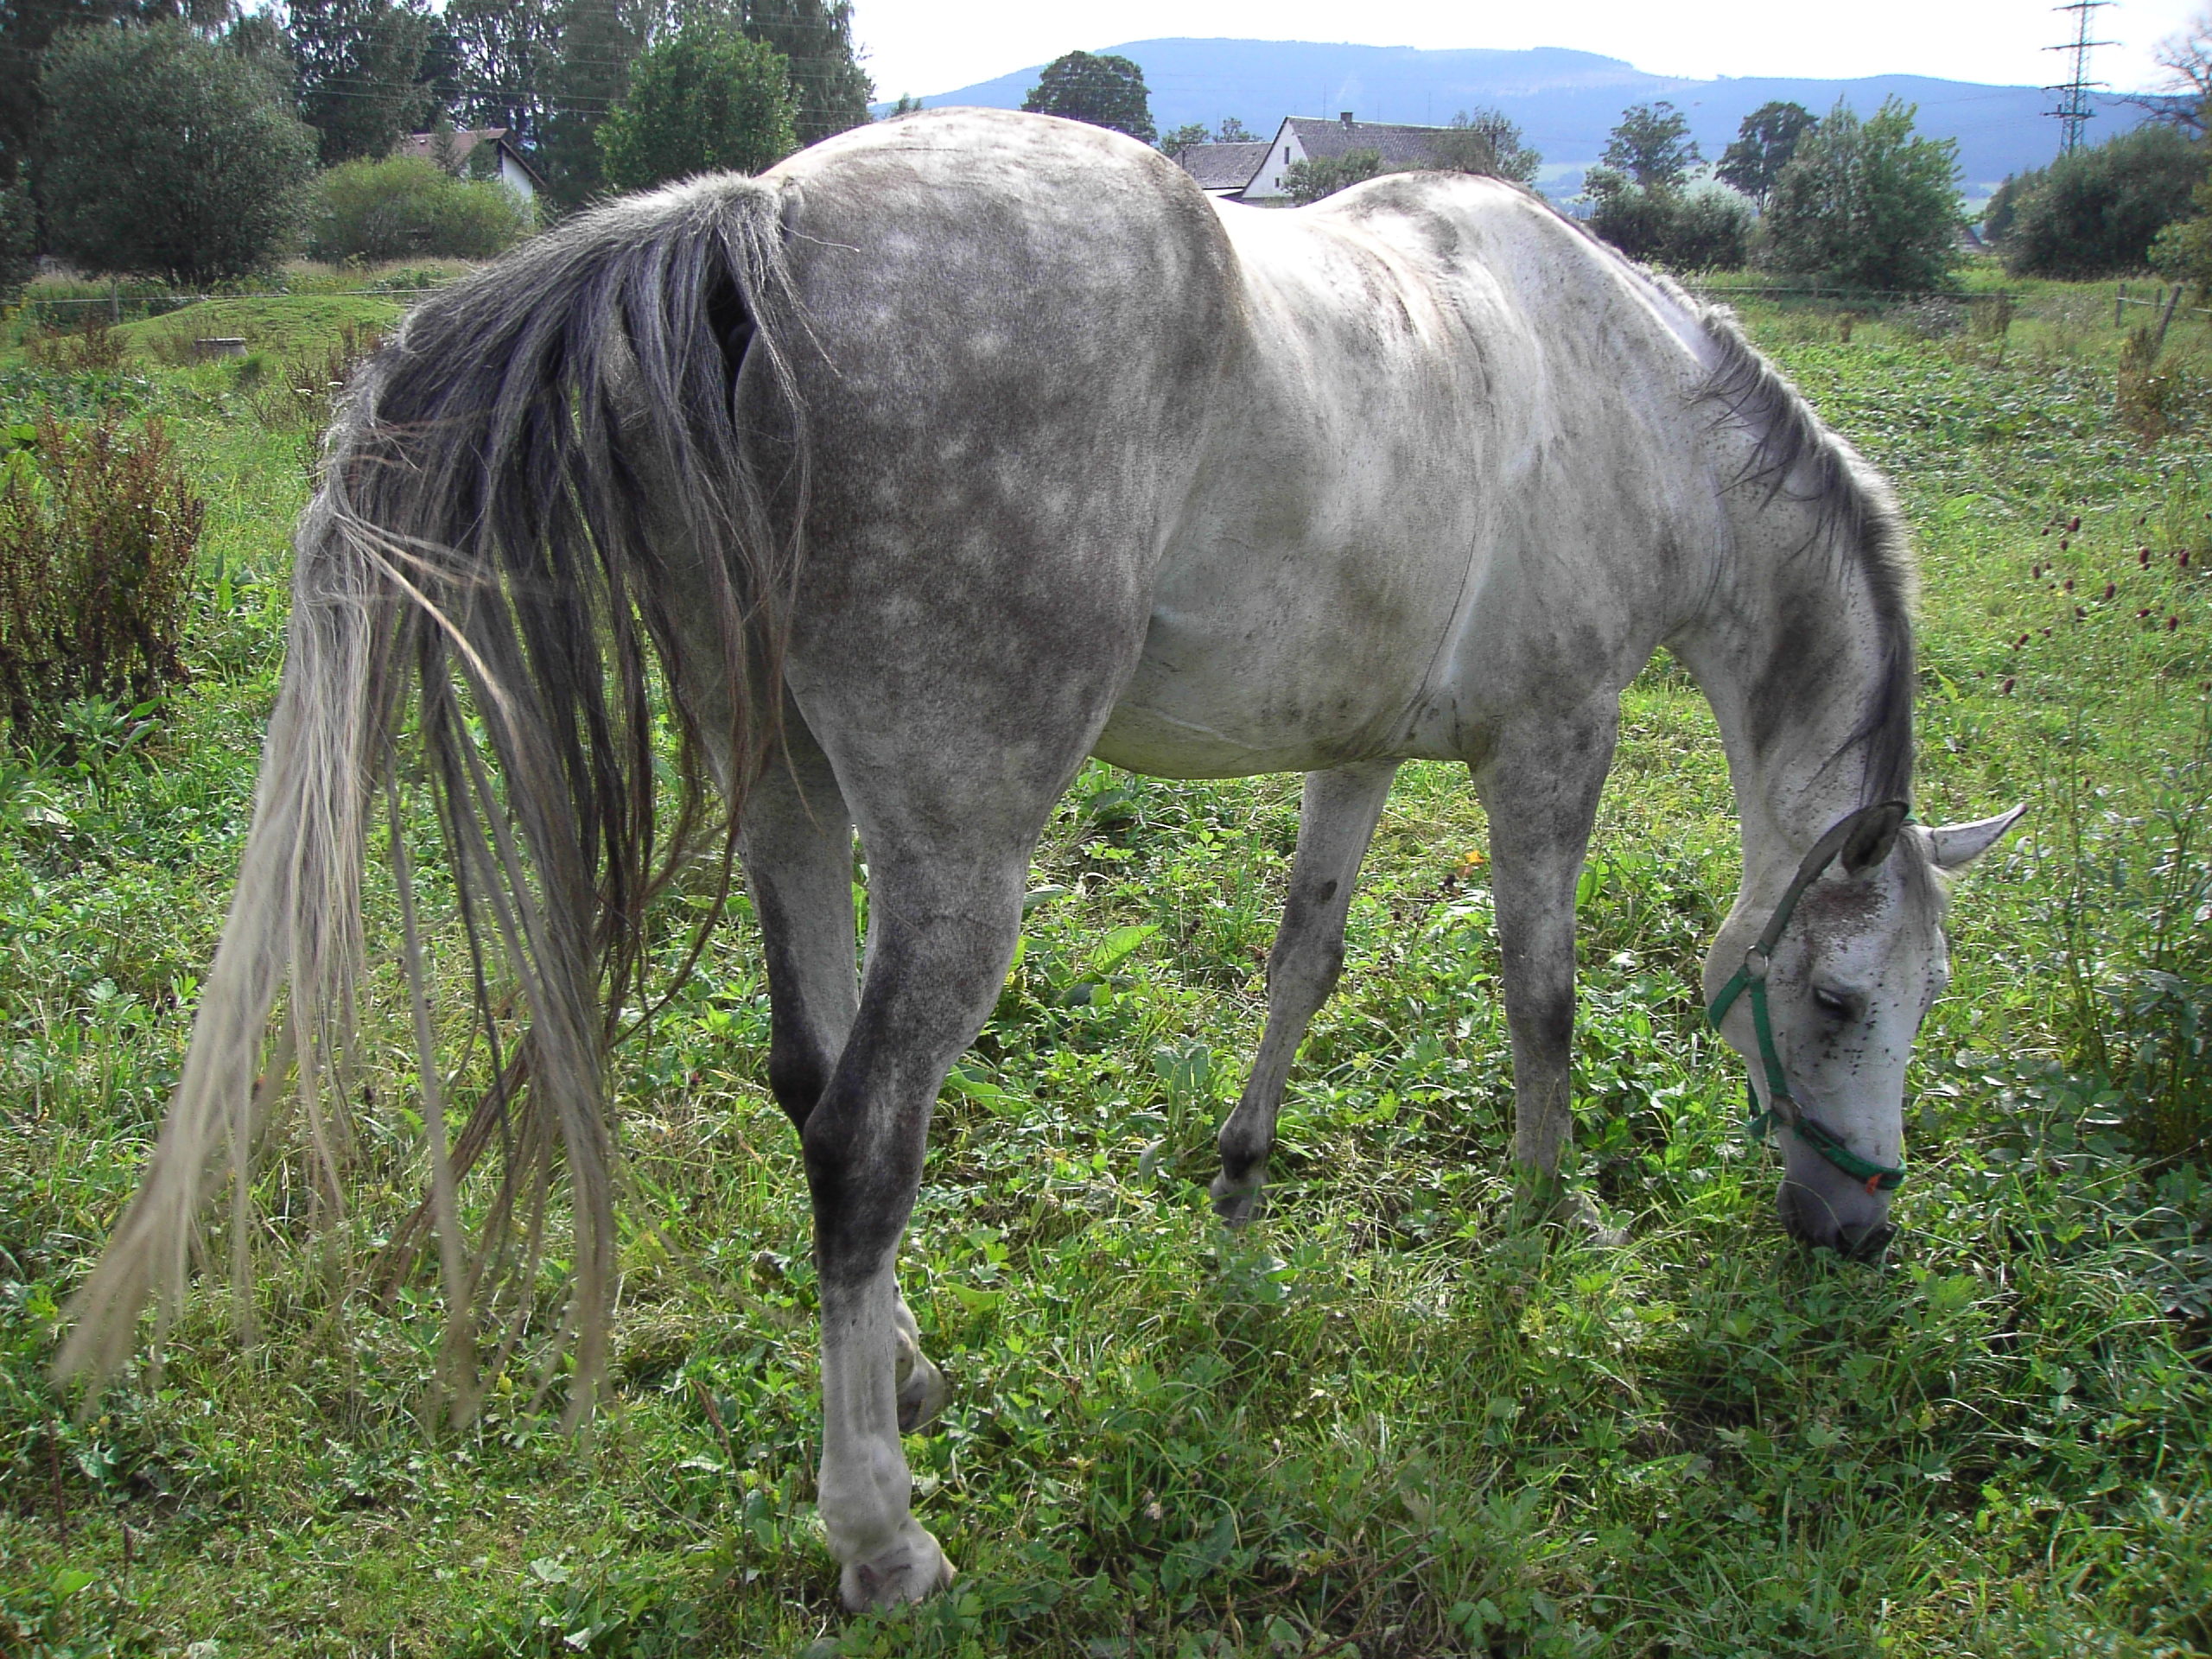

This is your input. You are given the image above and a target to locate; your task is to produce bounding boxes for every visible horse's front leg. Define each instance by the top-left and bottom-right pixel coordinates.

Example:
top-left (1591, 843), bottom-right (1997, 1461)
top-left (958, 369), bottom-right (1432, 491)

top-left (801, 849), bottom-right (1028, 1609)
top-left (1213, 760), bottom-right (1398, 1224)
top-left (1471, 702), bottom-right (1618, 1203)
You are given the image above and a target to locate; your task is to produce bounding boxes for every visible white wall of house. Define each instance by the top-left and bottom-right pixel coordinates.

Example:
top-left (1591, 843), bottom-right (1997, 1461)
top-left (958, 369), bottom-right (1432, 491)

top-left (491, 148), bottom-right (537, 203)
top-left (1241, 120), bottom-right (1306, 200)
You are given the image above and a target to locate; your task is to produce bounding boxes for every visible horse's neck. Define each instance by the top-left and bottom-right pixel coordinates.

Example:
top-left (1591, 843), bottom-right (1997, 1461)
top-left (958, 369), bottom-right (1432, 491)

top-left (1674, 524), bottom-right (1911, 879)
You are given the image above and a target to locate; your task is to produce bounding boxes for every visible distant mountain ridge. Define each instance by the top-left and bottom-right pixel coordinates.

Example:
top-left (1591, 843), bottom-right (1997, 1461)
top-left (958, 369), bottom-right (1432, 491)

top-left (881, 39), bottom-right (2148, 196)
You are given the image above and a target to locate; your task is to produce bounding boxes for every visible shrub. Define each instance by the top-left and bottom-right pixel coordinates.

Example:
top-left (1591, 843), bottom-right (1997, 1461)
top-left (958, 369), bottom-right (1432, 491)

top-left (2002, 124), bottom-right (2203, 277)
top-left (1666, 183), bottom-right (1754, 269)
top-left (250, 320), bottom-right (387, 455)
top-left (38, 21), bottom-right (316, 284)
top-left (0, 413), bottom-right (204, 736)
top-left (1286, 148), bottom-right (1382, 206)
top-left (22, 316), bottom-right (130, 376)
top-left (598, 25), bottom-right (798, 192)
top-left (1761, 98), bottom-right (1961, 292)
top-left (308, 156), bottom-right (536, 263)
top-left (1581, 173), bottom-right (1750, 269)
top-left (1581, 168), bottom-right (1672, 260)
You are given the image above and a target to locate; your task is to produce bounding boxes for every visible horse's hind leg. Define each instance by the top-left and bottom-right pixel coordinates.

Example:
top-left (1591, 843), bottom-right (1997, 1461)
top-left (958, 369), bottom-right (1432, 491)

top-left (741, 711), bottom-right (944, 1434)
top-left (1213, 760), bottom-right (1398, 1224)
top-left (800, 827), bottom-right (1045, 1607)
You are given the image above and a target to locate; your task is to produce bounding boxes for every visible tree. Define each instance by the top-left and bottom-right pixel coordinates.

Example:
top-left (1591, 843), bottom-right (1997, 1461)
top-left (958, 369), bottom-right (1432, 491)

top-left (1021, 51), bottom-right (1154, 145)
top-left (2000, 124), bottom-right (2202, 277)
top-left (1159, 122), bottom-right (1209, 159)
top-left (2134, 10), bottom-right (2212, 136)
top-left (1762, 99), bottom-right (1960, 292)
top-left (1284, 148), bottom-right (1380, 206)
top-left (1, 0), bottom-right (236, 188)
top-left (598, 21), bottom-right (795, 189)
top-left (1425, 106), bottom-right (1540, 184)
top-left (1602, 100), bottom-right (1699, 190)
top-left (288, 0), bottom-right (439, 163)
top-left (40, 19), bottom-right (315, 282)
top-left (444, 0), bottom-right (554, 147)
top-left (734, 0), bottom-right (869, 146)
top-left (0, 177), bottom-right (33, 301)
top-left (1714, 100), bottom-right (1814, 209)
top-left (1214, 117), bottom-right (1256, 143)
top-left (536, 0), bottom-right (646, 209)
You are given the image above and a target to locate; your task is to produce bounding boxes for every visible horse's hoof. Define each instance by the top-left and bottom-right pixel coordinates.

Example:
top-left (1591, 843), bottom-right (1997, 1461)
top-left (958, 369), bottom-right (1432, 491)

top-left (893, 1325), bottom-right (947, 1434)
top-left (840, 1524), bottom-right (954, 1611)
top-left (1210, 1172), bottom-right (1261, 1227)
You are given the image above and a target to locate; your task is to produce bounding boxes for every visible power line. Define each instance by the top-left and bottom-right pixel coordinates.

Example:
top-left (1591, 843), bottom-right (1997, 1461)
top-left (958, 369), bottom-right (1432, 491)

top-left (2044, 0), bottom-right (2114, 157)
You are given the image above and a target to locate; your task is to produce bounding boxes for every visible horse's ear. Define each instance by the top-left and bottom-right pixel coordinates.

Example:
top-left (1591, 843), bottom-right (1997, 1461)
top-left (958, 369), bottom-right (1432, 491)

top-left (1926, 804), bottom-right (2026, 871)
top-left (1840, 800), bottom-right (1909, 874)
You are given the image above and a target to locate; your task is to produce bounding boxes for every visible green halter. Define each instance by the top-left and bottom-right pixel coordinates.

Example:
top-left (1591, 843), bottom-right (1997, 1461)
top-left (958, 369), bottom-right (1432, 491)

top-left (1707, 801), bottom-right (1911, 1195)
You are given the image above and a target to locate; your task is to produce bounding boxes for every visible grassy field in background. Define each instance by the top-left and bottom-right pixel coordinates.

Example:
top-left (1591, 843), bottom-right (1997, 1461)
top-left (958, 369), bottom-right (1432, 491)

top-left (0, 268), bottom-right (2209, 1657)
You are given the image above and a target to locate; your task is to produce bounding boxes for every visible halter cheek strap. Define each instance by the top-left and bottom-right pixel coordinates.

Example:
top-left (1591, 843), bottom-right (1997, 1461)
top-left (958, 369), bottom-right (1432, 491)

top-left (1707, 802), bottom-right (1910, 1195)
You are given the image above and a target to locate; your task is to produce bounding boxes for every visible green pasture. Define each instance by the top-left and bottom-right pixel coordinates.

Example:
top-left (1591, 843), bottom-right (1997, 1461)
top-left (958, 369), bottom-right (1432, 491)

top-left (1, 271), bottom-right (2209, 1656)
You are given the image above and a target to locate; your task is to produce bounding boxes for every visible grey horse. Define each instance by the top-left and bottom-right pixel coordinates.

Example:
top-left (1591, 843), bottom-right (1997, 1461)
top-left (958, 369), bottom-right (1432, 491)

top-left (59, 109), bottom-right (2019, 1608)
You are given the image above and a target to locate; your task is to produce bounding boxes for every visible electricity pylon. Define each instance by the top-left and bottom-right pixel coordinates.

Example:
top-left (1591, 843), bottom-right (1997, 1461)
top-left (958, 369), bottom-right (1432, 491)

top-left (2046, 0), bottom-right (2115, 156)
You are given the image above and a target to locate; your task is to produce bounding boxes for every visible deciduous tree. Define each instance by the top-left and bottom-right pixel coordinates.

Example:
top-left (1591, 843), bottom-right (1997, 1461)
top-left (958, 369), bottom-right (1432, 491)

top-left (1714, 100), bottom-right (1814, 209)
top-left (40, 18), bottom-right (315, 281)
top-left (1425, 106), bottom-right (1539, 185)
top-left (2001, 124), bottom-right (2202, 277)
top-left (1602, 100), bottom-right (1699, 190)
top-left (1021, 50), bottom-right (1154, 145)
top-left (288, 0), bottom-right (439, 163)
top-left (598, 21), bottom-right (795, 189)
top-left (1761, 98), bottom-right (1960, 292)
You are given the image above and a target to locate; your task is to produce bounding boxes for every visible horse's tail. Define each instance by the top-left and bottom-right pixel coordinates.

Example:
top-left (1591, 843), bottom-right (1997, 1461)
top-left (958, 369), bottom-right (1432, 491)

top-left (54, 175), bottom-right (808, 1425)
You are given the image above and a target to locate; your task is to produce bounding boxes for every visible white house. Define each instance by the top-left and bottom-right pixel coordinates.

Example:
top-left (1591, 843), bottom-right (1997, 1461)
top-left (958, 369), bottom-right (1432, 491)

top-left (397, 128), bottom-right (545, 204)
top-left (1177, 114), bottom-right (1460, 203)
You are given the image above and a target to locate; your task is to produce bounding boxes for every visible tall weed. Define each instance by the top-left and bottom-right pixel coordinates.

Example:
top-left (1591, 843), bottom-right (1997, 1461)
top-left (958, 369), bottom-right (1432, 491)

top-left (0, 412), bottom-right (203, 737)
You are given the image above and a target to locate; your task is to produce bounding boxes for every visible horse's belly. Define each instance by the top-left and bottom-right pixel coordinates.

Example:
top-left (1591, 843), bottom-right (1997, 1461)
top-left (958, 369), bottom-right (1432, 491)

top-left (1093, 594), bottom-right (1441, 779)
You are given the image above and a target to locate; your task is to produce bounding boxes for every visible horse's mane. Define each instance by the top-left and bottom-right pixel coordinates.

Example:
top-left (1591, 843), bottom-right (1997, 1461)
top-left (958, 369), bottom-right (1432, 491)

top-left (1650, 273), bottom-right (1920, 815)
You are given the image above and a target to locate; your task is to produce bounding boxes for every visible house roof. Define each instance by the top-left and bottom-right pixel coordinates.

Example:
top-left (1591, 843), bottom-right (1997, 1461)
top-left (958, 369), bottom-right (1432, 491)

top-left (1176, 141), bottom-right (1269, 194)
top-left (398, 127), bottom-right (546, 189)
top-left (1282, 117), bottom-right (1452, 170)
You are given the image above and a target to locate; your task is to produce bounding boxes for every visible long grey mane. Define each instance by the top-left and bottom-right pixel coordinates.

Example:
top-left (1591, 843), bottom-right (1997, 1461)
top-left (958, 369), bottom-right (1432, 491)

top-left (1664, 276), bottom-right (1919, 814)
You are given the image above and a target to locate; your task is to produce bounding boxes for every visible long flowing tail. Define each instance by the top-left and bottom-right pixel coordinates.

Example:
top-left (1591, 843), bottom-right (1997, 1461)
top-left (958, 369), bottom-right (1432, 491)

top-left (54, 174), bottom-right (809, 1424)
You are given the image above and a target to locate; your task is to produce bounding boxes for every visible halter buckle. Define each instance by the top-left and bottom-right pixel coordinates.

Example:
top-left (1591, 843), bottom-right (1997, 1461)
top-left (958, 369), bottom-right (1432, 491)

top-left (1741, 944), bottom-right (1770, 981)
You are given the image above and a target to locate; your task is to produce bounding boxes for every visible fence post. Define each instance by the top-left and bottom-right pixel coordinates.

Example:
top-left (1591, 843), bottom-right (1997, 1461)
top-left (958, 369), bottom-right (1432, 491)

top-left (109, 281), bottom-right (119, 325)
top-left (2117, 283), bottom-right (2126, 327)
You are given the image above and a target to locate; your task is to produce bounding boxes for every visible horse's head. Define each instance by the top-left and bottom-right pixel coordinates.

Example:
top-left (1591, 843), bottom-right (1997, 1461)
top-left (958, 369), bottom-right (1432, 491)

top-left (1706, 803), bottom-right (2024, 1259)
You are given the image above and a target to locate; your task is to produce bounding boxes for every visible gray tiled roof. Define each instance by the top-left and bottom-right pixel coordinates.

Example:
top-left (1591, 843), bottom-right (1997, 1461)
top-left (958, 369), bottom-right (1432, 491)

top-left (1284, 118), bottom-right (1450, 170)
top-left (1177, 142), bottom-right (1269, 193)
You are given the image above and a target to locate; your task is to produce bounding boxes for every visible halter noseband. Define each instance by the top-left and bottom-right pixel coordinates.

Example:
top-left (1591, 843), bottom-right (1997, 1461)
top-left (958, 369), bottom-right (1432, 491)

top-left (1707, 801), bottom-right (1911, 1196)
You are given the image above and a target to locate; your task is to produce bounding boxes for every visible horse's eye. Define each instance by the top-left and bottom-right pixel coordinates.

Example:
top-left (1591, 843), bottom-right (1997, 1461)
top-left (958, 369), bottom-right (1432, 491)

top-left (1811, 986), bottom-right (1856, 1020)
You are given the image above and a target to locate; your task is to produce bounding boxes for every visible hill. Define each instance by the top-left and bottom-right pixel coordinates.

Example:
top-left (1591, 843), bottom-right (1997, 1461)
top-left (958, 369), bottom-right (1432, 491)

top-left (890, 38), bottom-right (2150, 198)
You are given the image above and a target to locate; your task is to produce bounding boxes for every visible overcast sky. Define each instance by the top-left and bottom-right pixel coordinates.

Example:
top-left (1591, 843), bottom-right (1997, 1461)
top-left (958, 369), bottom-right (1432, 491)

top-left (849, 0), bottom-right (2205, 105)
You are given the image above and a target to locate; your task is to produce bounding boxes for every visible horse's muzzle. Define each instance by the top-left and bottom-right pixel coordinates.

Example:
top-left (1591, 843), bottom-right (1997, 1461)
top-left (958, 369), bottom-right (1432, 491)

top-left (1777, 1176), bottom-right (1895, 1260)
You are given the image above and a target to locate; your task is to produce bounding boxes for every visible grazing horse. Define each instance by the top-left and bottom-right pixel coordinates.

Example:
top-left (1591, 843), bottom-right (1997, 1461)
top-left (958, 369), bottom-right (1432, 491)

top-left (58, 110), bottom-right (2020, 1608)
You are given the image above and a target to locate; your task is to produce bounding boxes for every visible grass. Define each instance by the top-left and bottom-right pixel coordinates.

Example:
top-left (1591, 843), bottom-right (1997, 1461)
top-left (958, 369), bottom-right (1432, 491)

top-left (1, 270), bottom-right (2209, 1657)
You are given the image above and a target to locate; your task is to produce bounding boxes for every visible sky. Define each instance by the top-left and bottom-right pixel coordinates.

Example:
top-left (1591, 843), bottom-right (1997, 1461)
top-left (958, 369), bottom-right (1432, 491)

top-left (848, 0), bottom-right (2206, 104)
